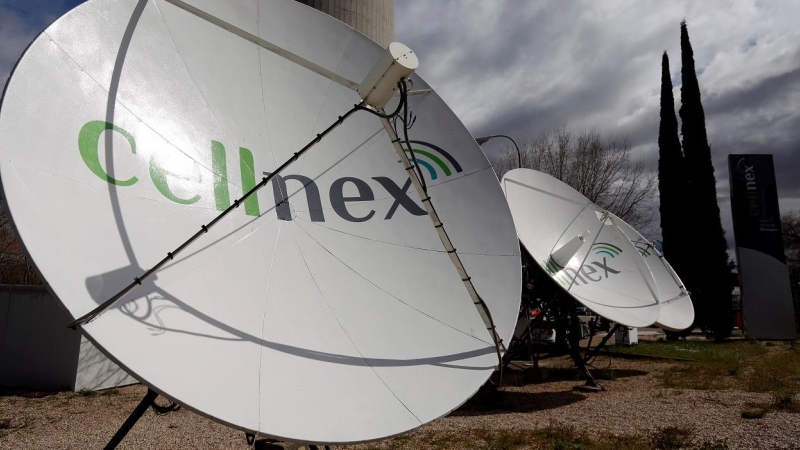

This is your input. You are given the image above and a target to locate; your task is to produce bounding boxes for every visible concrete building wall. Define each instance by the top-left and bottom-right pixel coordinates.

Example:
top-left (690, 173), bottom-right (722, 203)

top-left (0, 286), bottom-right (79, 390)
top-left (297, 0), bottom-right (394, 47)
top-left (0, 285), bottom-right (136, 391)
top-left (75, 335), bottom-right (137, 391)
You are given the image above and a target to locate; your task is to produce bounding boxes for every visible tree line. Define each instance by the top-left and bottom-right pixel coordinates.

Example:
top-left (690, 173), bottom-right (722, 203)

top-left (781, 211), bottom-right (800, 331)
top-left (491, 127), bottom-right (658, 232)
top-left (657, 21), bottom-right (734, 340)
top-left (0, 200), bottom-right (41, 285)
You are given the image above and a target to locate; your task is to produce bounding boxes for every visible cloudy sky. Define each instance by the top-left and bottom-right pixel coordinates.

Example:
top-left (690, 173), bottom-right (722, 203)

top-left (2, 0), bottom-right (799, 252)
top-left (394, 0), bottom-right (800, 250)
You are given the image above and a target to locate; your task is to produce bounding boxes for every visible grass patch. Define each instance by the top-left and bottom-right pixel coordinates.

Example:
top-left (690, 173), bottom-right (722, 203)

top-left (613, 340), bottom-right (765, 363)
top-left (649, 425), bottom-right (693, 450)
top-left (741, 406), bottom-right (769, 419)
top-left (359, 425), bottom-right (700, 449)
top-left (695, 440), bottom-right (730, 450)
top-left (661, 362), bottom-right (732, 390)
top-left (746, 350), bottom-right (800, 394)
top-left (76, 389), bottom-right (96, 398)
top-left (0, 418), bottom-right (21, 440)
top-left (771, 389), bottom-right (800, 412)
top-left (642, 340), bottom-right (800, 394)
top-left (738, 390), bottom-right (800, 419)
top-left (473, 425), bottom-right (650, 450)
top-left (100, 389), bottom-right (119, 396)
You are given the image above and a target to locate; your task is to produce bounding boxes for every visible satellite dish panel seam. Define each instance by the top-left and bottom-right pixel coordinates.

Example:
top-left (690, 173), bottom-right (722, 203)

top-left (284, 223), bottom-right (426, 427)
top-left (548, 206), bottom-right (591, 260)
top-left (563, 213), bottom-right (605, 292)
top-left (163, 0), bottom-right (361, 92)
top-left (608, 215), bottom-right (661, 304)
top-left (153, 1), bottom-right (265, 183)
top-left (291, 220), bottom-right (495, 345)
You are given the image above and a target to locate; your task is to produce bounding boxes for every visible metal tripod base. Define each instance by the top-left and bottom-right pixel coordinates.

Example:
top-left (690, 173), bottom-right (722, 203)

top-left (567, 342), bottom-right (605, 392)
top-left (573, 382), bottom-right (605, 393)
top-left (104, 388), bottom-right (180, 450)
top-left (104, 389), bottom-right (157, 450)
top-left (564, 305), bottom-right (606, 391)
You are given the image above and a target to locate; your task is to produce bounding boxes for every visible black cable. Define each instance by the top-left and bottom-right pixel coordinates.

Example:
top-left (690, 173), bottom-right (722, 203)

top-left (151, 398), bottom-right (180, 415)
top-left (70, 92), bottom-right (408, 329)
top-left (397, 81), bottom-right (428, 194)
top-left (389, 80), bottom-right (506, 384)
top-left (356, 82), bottom-right (407, 119)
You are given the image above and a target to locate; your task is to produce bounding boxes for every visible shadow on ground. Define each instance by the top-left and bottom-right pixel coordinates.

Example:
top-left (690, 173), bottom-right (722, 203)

top-left (0, 386), bottom-right (59, 398)
top-left (452, 389), bottom-right (586, 416)
top-left (501, 366), bottom-right (649, 386)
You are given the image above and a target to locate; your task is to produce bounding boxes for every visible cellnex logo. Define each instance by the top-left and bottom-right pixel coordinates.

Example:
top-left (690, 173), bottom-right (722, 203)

top-left (592, 243), bottom-right (621, 259)
top-left (402, 140), bottom-right (463, 180)
top-left (540, 243), bottom-right (622, 287)
top-left (736, 157), bottom-right (759, 217)
top-left (78, 121), bottom-right (456, 223)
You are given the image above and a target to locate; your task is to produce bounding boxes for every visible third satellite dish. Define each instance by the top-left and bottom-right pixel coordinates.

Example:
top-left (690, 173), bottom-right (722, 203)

top-left (611, 217), bottom-right (694, 331)
top-left (0, 0), bottom-right (521, 443)
top-left (502, 168), bottom-right (680, 328)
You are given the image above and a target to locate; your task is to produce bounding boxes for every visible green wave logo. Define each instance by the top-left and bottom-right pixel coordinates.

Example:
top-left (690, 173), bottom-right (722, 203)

top-left (400, 140), bottom-right (463, 180)
top-left (592, 243), bottom-right (622, 258)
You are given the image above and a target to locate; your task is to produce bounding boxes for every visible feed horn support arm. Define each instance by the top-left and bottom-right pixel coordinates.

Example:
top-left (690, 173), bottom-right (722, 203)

top-left (380, 104), bottom-right (506, 371)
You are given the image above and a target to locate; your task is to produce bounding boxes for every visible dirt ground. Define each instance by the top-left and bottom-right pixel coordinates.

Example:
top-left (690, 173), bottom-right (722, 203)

top-left (1, 343), bottom-right (799, 449)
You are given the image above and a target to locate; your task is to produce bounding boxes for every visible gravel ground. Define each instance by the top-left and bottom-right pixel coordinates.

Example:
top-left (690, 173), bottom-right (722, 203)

top-left (350, 357), bottom-right (800, 450)
top-left (1, 357), bottom-right (799, 449)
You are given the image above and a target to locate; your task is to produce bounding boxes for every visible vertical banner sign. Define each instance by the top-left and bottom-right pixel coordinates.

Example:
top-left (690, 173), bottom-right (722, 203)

top-left (728, 154), bottom-right (797, 339)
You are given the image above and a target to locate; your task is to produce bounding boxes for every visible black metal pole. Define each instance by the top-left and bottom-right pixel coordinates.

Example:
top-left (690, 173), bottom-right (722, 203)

top-left (564, 306), bottom-right (602, 389)
top-left (475, 134), bottom-right (522, 169)
top-left (104, 389), bottom-right (158, 450)
top-left (584, 324), bottom-right (621, 364)
top-left (524, 306), bottom-right (536, 365)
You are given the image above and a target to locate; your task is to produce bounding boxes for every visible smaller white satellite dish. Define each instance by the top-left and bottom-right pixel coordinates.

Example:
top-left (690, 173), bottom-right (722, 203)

top-left (502, 169), bottom-right (662, 328)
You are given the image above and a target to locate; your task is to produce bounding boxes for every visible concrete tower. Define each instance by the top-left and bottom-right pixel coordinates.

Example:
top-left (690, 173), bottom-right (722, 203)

top-left (296, 0), bottom-right (394, 47)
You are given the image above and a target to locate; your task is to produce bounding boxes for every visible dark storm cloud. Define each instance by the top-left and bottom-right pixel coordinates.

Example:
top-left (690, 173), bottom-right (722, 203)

top-left (705, 60), bottom-right (800, 197)
top-left (397, 0), bottom-right (800, 250)
top-left (1, 0), bottom-right (798, 253)
top-left (704, 66), bottom-right (800, 118)
top-left (397, 1), bottom-right (685, 139)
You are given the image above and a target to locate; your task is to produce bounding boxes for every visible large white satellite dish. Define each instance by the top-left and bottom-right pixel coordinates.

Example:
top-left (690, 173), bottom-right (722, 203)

top-left (0, 0), bottom-right (521, 443)
top-left (502, 169), bottom-right (660, 328)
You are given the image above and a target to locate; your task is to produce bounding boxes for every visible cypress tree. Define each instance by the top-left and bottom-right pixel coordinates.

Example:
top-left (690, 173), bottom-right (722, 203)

top-left (678, 20), bottom-right (733, 340)
top-left (657, 52), bottom-right (692, 293)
